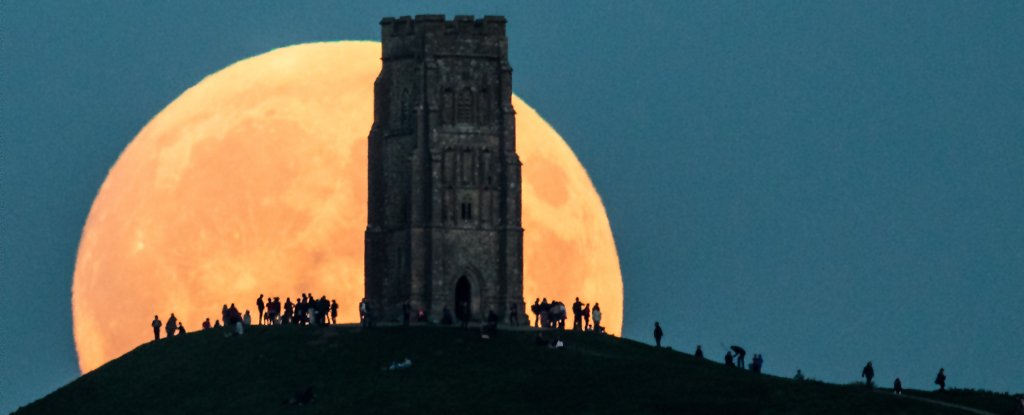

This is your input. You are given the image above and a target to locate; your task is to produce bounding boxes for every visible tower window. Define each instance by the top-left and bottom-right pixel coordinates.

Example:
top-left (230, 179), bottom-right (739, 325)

top-left (442, 89), bottom-right (454, 124)
top-left (461, 202), bottom-right (473, 221)
top-left (456, 88), bottom-right (473, 124)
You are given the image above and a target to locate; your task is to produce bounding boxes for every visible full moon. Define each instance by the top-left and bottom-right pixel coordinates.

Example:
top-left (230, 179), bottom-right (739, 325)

top-left (72, 41), bottom-right (622, 373)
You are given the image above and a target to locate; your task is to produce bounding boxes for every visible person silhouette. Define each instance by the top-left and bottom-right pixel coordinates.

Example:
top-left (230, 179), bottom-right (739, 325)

top-left (695, 345), bottom-right (704, 359)
top-left (893, 378), bottom-right (903, 395)
top-left (284, 298), bottom-right (294, 323)
top-left (508, 301), bottom-right (519, 326)
top-left (751, 354), bottom-right (763, 373)
top-left (256, 294), bottom-right (265, 325)
top-left (935, 368), bottom-right (946, 391)
top-left (165, 313), bottom-right (177, 338)
top-left (572, 297), bottom-right (583, 331)
top-left (229, 303), bottom-right (240, 326)
top-left (457, 300), bottom-right (470, 329)
top-left (442, 305), bottom-right (453, 325)
top-left (484, 309), bottom-right (499, 336)
top-left (730, 346), bottom-right (746, 369)
top-left (176, 322), bottom-right (186, 335)
top-left (202, 318), bottom-right (211, 330)
top-left (359, 298), bottom-right (367, 327)
top-left (653, 322), bottom-right (664, 347)
top-left (151, 315), bottom-right (161, 341)
top-left (582, 303), bottom-right (591, 331)
top-left (530, 298), bottom-right (541, 327)
top-left (243, 310), bottom-right (252, 326)
top-left (862, 361), bottom-right (875, 388)
top-left (592, 303), bottom-right (602, 333)
top-left (330, 300), bottom-right (338, 325)
top-left (725, 351), bottom-right (735, 367)
top-left (539, 298), bottom-right (550, 328)
top-left (794, 369), bottom-right (805, 381)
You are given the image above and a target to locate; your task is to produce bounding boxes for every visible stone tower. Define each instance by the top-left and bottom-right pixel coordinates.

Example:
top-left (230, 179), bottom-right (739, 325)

top-left (364, 15), bottom-right (524, 323)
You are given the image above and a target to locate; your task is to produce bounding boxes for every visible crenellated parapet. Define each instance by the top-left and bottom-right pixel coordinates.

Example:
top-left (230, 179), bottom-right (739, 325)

top-left (380, 15), bottom-right (508, 60)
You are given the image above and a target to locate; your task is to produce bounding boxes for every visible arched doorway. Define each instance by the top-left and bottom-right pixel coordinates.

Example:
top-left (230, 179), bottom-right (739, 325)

top-left (455, 276), bottom-right (471, 322)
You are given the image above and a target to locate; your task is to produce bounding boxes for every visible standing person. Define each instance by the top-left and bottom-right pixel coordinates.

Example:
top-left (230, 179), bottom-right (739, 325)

top-left (318, 296), bottom-right (329, 326)
top-left (725, 351), bottom-right (735, 367)
top-left (330, 300), bottom-right (338, 325)
top-left (442, 305), bottom-right (453, 325)
top-left (359, 298), bottom-right (367, 327)
top-left (752, 354), bottom-right (763, 373)
top-left (730, 346), bottom-right (747, 369)
top-left (272, 297), bottom-right (281, 324)
top-left (539, 298), bottom-right (550, 328)
top-left (165, 313), bottom-right (177, 338)
top-left (935, 368), bottom-right (946, 391)
top-left (653, 322), bottom-right (664, 347)
top-left (893, 378), bottom-right (903, 395)
top-left (582, 303), bottom-right (591, 331)
top-left (151, 315), bottom-right (162, 341)
top-left (256, 294), bottom-right (265, 325)
top-left (695, 345), bottom-right (704, 359)
top-left (592, 303), bottom-right (602, 333)
top-left (284, 298), bottom-right (294, 323)
top-left (508, 302), bottom-right (519, 327)
top-left (536, 297), bottom-right (544, 325)
top-left (229, 304), bottom-right (240, 326)
top-left (457, 300), bottom-right (470, 329)
top-left (862, 361), bottom-right (875, 388)
top-left (243, 310), bottom-right (252, 327)
top-left (571, 298), bottom-right (583, 331)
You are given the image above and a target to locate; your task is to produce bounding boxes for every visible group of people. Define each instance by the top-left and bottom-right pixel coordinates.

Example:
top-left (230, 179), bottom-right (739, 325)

top-left (150, 313), bottom-right (185, 340)
top-left (256, 293), bottom-right (339, 327)
top-left (653, 323), bottom-right (768, 375)
top-left (723, 347), bottom-right (762, 373)
top-left (529, 297), bottom-right (603, 332)
top-left (862, 362), bottom-right (949, 394)
top-left (149, 293), bottom-right (342, 341)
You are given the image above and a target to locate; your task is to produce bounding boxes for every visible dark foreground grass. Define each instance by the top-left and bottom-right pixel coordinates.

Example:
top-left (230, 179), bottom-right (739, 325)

top-left (13, 326), bottom-right (994, 414)
top-left (904, 388), bottom-right (1020, 415)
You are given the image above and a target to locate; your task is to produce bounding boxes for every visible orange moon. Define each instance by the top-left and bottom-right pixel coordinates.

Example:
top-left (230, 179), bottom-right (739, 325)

top-left (72, 41), bottom-right (622, 373)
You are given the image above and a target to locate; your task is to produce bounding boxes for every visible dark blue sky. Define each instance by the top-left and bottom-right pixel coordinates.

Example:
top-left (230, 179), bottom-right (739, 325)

top-left (2, 1), bottom-right (1022, 412)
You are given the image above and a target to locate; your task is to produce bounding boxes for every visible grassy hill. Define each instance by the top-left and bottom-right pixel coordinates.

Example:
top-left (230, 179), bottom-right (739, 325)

top-left (13, 325), bottom-right (1015, 414)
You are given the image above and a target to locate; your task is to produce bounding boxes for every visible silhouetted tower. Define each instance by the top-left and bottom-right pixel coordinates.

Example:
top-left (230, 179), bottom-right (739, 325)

top-left (365, 15), bottom-right (524, 323)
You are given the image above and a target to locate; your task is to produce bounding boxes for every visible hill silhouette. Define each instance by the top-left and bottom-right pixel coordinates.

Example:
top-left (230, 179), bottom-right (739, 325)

top-left (13, 326), bottom-right (1016, 414)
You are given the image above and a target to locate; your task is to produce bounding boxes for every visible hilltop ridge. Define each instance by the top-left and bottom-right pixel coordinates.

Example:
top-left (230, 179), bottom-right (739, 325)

top-left (13, 326), bottom-right (1014, 414)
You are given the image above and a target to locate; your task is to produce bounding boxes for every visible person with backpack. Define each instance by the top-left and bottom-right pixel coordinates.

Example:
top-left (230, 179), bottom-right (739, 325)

top-left (934, 368), bottom-right (946, 391)
top-left (165, 313), bottom-right (177, 338)
top-left (862, 361), bottom-right (875, 388)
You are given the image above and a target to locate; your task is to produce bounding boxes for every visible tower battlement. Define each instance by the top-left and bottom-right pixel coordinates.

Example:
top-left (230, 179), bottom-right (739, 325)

top-left (379, 15), bottom-right (509, 60)
top-left (380, 15), bottom-right (506, 37)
